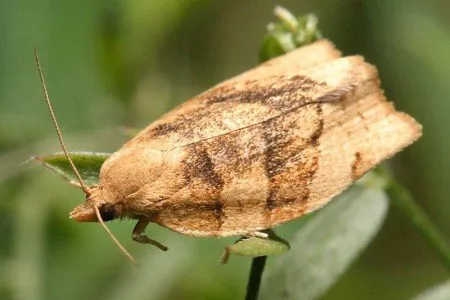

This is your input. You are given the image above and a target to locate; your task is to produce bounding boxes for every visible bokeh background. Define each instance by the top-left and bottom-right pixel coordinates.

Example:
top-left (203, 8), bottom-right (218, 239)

top-left (1, 0), bottom-right (449, 299)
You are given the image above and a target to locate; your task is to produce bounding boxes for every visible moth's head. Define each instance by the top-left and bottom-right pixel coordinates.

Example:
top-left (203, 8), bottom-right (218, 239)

top-left (69, 188), bottom-right (121, 223)
top-left (69, 187), bottom-right (138, 265)
top-left (69, 147), bottom-right (163, 222)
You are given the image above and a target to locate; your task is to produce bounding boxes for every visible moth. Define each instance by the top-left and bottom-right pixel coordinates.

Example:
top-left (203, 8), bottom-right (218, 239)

top-left (36, 40), bottom-right (422, 263)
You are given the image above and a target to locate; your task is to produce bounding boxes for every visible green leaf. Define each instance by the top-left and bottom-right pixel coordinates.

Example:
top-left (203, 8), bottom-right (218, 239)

top-left (220, 231), bottom-right (290, 263)
top-left (34, 152), bottom-right (110, 186)
top-left (412, 281), bottom-right (450, 300)
top-left (260, 183), bottom-right (388, 300)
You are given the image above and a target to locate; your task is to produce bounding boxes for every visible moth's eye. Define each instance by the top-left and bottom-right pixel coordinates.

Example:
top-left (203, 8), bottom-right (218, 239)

top-left (99, 204), bottom-right (116, 221)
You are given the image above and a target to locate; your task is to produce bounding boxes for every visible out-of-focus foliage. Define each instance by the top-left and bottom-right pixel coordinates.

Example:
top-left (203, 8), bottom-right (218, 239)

top-left (413, 280), bottom-right (450, 300)
top-left (412, 281), bottom-right (450, 300)
top-left (259, 7), bottom-right (322, 62)
top-left (1, 1), bottom-right (449, 300)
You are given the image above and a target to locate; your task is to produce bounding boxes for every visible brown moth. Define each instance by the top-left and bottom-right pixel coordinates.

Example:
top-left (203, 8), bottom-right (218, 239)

top-left (37, 40), bottom-right (421, 261)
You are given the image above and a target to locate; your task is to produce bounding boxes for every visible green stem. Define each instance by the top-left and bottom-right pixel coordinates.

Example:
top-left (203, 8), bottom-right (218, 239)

top-left (245, 256), bottom-right (267, 300)
top-left (387, 181), bottom-right (450, 273)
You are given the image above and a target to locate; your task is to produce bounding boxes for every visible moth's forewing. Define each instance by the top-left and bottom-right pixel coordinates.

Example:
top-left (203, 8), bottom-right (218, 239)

top-left (100, 40), bottom-right (421, 237)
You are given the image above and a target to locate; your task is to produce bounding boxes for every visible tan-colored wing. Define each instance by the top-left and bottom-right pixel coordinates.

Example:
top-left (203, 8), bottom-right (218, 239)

top-left (129, 40), bottom-right (344, 151)
top-left (152, 59), bottom-right (422, 237)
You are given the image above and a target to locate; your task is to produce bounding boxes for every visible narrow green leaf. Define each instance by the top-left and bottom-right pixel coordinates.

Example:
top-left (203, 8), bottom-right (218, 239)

top-left (260, 183), bottom-right (388, 300)
top-left (34, 152), bottom-right (110, 186)
top-left (412, 281), bottom-right (450, 300)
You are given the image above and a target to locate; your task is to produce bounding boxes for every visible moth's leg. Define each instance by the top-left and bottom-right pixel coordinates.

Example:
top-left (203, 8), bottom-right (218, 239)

top-left (132, 218), bottom-right (168, 251)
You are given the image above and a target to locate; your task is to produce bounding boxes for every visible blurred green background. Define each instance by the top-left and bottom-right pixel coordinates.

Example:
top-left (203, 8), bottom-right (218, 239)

top-left (0, 0), bottom-right (449, 299)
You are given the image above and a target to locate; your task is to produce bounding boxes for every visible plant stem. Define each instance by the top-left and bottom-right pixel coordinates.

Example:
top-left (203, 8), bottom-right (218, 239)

top-left (245, 256), bottom-right (267, 300)
top-left (387, 181), bottom-right (450, 273)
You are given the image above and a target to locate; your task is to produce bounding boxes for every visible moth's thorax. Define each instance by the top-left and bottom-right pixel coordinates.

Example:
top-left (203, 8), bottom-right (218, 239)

top-left (98, 145), bottom-right (164, 202)
top-left (104, 146), bottom-right (189, 218)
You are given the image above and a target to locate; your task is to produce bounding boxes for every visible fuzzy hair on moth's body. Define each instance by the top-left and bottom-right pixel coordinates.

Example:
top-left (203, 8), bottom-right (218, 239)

top-left (66, 40), bottom-right (421, 243)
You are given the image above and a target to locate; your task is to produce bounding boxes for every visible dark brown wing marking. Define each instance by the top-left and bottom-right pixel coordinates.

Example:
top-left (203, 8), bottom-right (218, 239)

top-left (204, 75), bottom-right (320, 108)
top-left (351, 151), bottom-right (363, 180)
top-left (146, 75), bottom-right (322, 138)
top-left (150, 123), bottom-right (180, 137)
top-left (183, 145), bottom-right (225, 231)
top-left (263, 104), bottom-right (324, 215)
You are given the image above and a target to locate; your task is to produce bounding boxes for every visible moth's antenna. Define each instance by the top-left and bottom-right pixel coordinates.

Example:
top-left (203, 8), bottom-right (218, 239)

top-left (94, 205), bottom-right (139, 266)
top-left (34, 48), bottom-right (91, 196)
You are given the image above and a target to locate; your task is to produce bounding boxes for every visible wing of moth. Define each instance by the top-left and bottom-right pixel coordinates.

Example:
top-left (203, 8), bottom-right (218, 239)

top-left (70, 40), bottom-right (422, 244)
